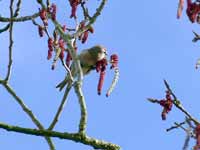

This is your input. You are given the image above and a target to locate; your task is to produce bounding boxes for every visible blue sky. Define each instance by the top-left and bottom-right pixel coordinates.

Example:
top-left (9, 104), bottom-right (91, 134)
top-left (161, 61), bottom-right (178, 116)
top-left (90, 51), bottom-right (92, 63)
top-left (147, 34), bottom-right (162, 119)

top-left (1, 0), bottom-right (200, 149)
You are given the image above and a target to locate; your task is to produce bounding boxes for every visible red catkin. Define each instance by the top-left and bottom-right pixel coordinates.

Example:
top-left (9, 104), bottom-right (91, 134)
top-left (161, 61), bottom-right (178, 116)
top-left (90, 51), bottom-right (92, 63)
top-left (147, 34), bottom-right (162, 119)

top-left (159, 91), bottom-right (173, 120)
top-left (62, 25), bottom-right (67, 32)
top-left (39, 8), bottom-right (48, 26)
top-left (81, 31), bottom-right (89, 44)
top-left (47, 38), bottom-right (54, 60)
top-left (96, 58), bottom-right (108, 95)
top-left (110, 54), bottom-right (119, 69)
top-left (186, 0), bottom-right (200, 23)
top-left (88, 26), bottom-right (94, 33)
top-left (98, 71), bottom-right (106, 95)
top-left (194, 124), bottom-right (200, 150)
top-left (38, 25), bottom-right (44, 37)
top-left (177, 0), bottom-right (184, 19)
top-left (47, 50), bottom-right (53, 60)
top-left (39, 9), bottom-right (47, 20)
top-left (66, 52), bottom-right (72, 67)
top-left (50, 3), bottom-right (57, 21)
top-left (58, 38), bottom-right (65, 59)
top-left (69, 0), bottom-right (80, 18)
top-left (66, 44), bottom-right (77, 67)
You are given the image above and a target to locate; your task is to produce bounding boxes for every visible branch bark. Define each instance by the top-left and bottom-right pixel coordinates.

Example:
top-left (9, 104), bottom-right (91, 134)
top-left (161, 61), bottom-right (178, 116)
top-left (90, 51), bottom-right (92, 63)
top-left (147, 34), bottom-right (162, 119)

top-left (2, 83), bottom-right (55, 150)
top-left (0, 122), bottom-right (120, 150)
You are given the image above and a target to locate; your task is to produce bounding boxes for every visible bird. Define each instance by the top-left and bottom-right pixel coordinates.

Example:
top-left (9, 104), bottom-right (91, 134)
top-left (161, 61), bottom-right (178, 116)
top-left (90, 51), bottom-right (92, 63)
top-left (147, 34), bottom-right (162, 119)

top-left (56, 45), bottom-right (107, 91)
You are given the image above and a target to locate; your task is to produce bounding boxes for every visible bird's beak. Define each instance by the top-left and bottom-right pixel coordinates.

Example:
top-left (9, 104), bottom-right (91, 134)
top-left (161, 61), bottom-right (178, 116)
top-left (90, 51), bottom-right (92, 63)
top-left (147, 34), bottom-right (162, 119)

top-left (104, 51), bottom-right (108, 55)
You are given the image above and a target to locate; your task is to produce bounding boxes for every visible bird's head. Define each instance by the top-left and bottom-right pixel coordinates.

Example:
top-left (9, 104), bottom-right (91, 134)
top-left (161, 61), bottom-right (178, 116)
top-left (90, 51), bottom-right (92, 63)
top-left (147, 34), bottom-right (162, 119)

top-left (91, 45), bottom-right (107, 61)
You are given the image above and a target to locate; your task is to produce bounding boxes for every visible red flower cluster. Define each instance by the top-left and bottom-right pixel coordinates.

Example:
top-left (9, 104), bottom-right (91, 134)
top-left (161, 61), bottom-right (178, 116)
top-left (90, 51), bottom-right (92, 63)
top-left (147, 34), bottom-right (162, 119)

top-left (39, 8), bottom-right (48, 26)
top-left (110, 54), bottom-right (119, 69)
top-left (69, 0), bottom-right (81, 18)
top-left (186, 0), bottom-right (200, 23)
top-left (62, 25), bottom-right (67, 32)
top-left (96, 58), bottom-right (108, 95)
top-left (106, 54), bottom-right (119, 97)
top-left (159, 90), bottom-right (173, 120)
top-left (38, 3), bottom-right (57, 34)
top-left (177, 0), bottom-right (184, 19)
top-left (47, 37), bottom-right (54, 60)
top-left (58, 38), bottom-right (65, 59)
top-left (194, 124), bottom-right (200, 150)
top-left (49, 3), bottom-right (57, 21)
top-left (78, 22), bottom-right (94, 44)
top-left (38, 25), bottom-right (44, 37)
top-left (65, 46), bottom-right (77, 67)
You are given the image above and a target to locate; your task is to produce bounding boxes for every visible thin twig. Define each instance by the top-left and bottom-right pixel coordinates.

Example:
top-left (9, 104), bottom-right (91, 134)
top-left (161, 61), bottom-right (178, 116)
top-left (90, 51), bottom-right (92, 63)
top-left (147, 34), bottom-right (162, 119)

top-left (147, 98), bottom-right (160, 104)
top-left (36, 0), bottom-right (46, 8)
top-left (31, 19), bottom-right (50, 38)
top-left (192, 31), bottom-right (200, 43)
top-left (15, 0), bottom-right (22, 17)
top-left (61, 59), bottom-right (74, 81)
top-left (48, 84), bottom-right (72, 130)
top-left (46, 0), bottom-right (50, 7)
top-left (174, 122), bottom-right (188, 132)
top-left (0, 12), bottom-right (39, 22)
top-left (0, 0), bottom-right (21, 33)
top-left (3, 83), bottom-right (55, 150)
top-left (81, 1), bottom-right (91, 20)
top-left (182, 133), bottom-right (190, 150)
top-left (166, 121), bottom-right (186, 132)
top-left (72, 0), bottom-right (107, 38)
top-left (74, 81), bottom-right (87, 134)
top-left (0, 24), bottom-right (10, 33)
top-left (4, 0), bottom-right (14, 82)
top-left (0, 122), bottom-right (120, 150)
top-left (163, 80), bottom-right (199, 125)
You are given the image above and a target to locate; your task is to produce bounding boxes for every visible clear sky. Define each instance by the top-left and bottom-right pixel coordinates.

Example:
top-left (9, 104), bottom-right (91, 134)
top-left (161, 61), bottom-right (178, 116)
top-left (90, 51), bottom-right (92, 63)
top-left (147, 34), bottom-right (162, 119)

top-left (1, 0), bottom-right (200, 150)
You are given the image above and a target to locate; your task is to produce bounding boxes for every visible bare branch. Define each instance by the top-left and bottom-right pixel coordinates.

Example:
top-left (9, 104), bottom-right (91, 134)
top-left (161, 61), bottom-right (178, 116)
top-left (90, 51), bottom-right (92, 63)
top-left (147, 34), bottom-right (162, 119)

top-left (48, 84), bottom-right (72, 130)
top-left (0, 12), bottom-right (39, 22)
top-left (147, 98), bottom-right (160, 104)
top-left (2, 83), bottom-right (55, 150)
top-left (74, 81), bottom-right (87, 134)
top-left (182, 134), bottom-right (190, 150)
top-left (81, 1), bottom-right (91, 20)
top-left (0, 122), bottom-right (120, 150)
top-left (166, 121), bottom-right (186, 132)
top-left (192, 31), bottom-right (200, 43)
top-left (0, 0), bottom-right (21, 33)
top-left (4, 0), bottom-right (14, 82)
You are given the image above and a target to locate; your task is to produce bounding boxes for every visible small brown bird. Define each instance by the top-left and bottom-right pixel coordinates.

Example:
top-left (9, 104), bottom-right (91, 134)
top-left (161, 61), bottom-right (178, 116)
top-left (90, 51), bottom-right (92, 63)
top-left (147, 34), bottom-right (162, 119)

top-left (56, 45), bottom-right (107, 91)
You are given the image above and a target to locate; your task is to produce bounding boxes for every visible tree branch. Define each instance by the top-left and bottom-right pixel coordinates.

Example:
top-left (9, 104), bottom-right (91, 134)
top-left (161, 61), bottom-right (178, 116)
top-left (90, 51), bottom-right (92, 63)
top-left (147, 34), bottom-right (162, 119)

top-left (0, 122), bottom-right (120, 150)
top-left (0, 12), bottom-right (39, 22)
top-left (163, 80), bottom-right (199, 125)
top-left (2, 83), bottom-right (55, 150)
top-left (74, 81), bottom-right (87, 134)
top-left (0, 0), bottom-right (22, 33)
top-left (166, 121), bottom-right (186, 132)
top-left (48, 84), bottom-right (72, 130)
top-left (4, 0), bottom-right (14, 82)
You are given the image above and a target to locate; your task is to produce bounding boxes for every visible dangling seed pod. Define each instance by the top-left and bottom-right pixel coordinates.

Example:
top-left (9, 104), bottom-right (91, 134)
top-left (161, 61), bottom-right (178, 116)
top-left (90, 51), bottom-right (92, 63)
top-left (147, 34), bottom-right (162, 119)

top-left (50, 3), bottom-right (57, 21)
top-left (96, 58), bottom-right (108, 95)
top-left (106, 54), bottom-right (119, 97)
top-left (38, 25), bottom-right (44, 37)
